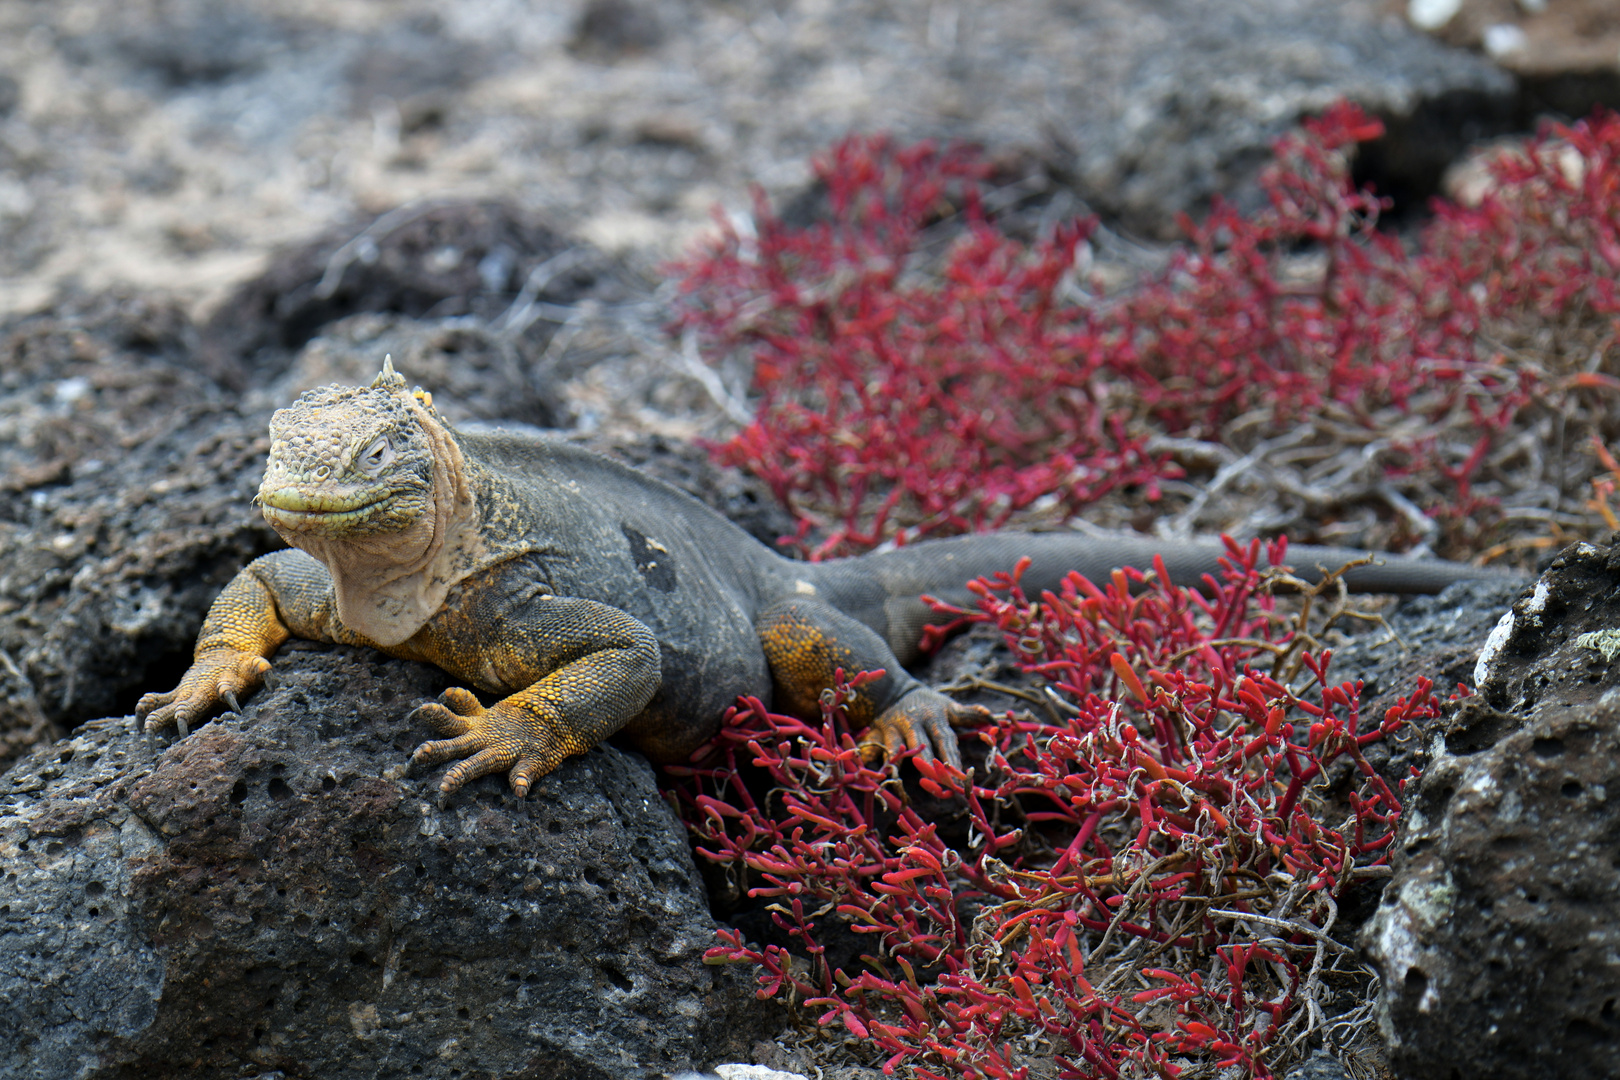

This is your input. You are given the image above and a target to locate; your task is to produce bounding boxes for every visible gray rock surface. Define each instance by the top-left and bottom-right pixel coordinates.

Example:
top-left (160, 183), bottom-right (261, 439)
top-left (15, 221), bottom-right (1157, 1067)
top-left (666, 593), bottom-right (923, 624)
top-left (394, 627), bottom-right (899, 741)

top-left (195, 199), bottom-right (631, 399)
top-left (1283, 1049), bottom-right (1354, 1079)
top-left (1324, 576), bottom-right (1530, 800)
top-left (0, 645), bottom-right (775, 1079)
top-left (0, 294), bottom-right (277, 743)
top-left (1364, 539), bottom-right (1620, 1078)
top-left (1036, 0), bottom-right (1516, 234)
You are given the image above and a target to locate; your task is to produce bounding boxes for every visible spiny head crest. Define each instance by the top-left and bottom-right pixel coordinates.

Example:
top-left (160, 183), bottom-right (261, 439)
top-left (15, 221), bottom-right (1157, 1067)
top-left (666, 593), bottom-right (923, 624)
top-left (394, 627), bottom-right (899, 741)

top-left (258, 358), bottom-right (450, 539)
top-left (369, 354), bottom-right (439, 417)
top-left (370, 354), bottom-right (407, 391)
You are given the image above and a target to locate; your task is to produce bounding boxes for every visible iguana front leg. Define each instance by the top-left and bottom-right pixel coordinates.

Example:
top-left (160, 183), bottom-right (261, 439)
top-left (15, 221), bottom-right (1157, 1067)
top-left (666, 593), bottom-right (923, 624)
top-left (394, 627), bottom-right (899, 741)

top-left (136, 550), bottom-right (337, 735)
top-left (407, 595), bottom-right (662, 796)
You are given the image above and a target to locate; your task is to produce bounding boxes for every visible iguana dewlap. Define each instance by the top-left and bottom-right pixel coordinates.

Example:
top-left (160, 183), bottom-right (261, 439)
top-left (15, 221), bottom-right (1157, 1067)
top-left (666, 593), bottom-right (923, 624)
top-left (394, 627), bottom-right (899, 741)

top-left (136, 360), bottom-right (1522, 796)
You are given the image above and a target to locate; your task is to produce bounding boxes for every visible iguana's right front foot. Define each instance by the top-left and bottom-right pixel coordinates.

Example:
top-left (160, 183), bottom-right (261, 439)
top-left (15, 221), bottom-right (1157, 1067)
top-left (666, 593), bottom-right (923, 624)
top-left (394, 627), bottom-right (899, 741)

top-left (136, 647), bottom-right (271, 737)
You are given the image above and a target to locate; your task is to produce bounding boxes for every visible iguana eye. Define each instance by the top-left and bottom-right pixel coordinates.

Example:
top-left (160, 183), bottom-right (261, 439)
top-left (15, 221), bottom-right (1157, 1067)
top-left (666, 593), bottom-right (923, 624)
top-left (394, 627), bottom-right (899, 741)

top-left (360, 436), bottom-right (394, 475)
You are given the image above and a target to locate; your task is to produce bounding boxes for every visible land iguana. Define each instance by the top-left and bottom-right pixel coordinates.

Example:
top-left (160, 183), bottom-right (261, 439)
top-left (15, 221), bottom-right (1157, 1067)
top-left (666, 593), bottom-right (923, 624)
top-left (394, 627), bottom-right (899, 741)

top-left (136, 360), bottom-right (1524, 796)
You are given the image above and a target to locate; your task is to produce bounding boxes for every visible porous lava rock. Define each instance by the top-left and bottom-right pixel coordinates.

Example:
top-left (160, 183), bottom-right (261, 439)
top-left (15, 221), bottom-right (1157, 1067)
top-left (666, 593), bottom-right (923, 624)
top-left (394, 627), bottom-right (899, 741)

top-left (1043, 0), bottom-right (1517, 234)
top-left (1364, 538), bottom-right (1620, 1078)
top-left (0, 295), bottom-right (280, 747)
top-left (252, 311), bottom-right (557, 428)
top-left (1319, 576), bottom-right (1531, 830)
top-left (0, 644), bottom-right (774, 1079)
top-left (1283, 1050), bottom-right (1354, 1080)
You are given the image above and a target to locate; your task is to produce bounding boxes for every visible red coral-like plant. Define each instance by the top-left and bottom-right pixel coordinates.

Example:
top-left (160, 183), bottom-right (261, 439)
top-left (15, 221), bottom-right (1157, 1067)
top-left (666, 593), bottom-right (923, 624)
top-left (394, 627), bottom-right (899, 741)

top-left (672, 135), bottom-right (1164, 558)
top-left (670, 541), bottom-right (1436, 1078)
top-left (667, 102), bottom-right (1620, 1077)
top-left (673, 105), bottom-right (1620, 560)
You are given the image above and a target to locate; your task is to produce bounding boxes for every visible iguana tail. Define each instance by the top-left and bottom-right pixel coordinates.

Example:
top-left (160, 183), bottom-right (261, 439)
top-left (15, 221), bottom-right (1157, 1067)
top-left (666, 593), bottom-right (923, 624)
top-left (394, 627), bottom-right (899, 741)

top-left (816, 532), bottom-right (1526, 663)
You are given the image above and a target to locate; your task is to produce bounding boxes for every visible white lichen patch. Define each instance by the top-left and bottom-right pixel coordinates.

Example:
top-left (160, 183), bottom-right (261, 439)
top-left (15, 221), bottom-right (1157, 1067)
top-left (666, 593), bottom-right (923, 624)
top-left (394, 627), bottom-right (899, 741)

top-left (1574, 628), bottom-right (1620, 663)
top-left (1470, 577), bottom-right (1557, 686)
top-left (1460, 765), bottom-right (1499, 802)
top-left (1368, 903), bottom-right (1421, 995)
top-left (1399, 871), bottom-right (1458, 931)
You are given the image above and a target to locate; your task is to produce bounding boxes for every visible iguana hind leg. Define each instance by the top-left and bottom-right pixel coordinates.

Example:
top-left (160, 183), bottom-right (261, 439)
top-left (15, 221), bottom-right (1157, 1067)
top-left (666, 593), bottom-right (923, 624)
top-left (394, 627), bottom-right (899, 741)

top-left (756, 599), bottom-right (985, 769)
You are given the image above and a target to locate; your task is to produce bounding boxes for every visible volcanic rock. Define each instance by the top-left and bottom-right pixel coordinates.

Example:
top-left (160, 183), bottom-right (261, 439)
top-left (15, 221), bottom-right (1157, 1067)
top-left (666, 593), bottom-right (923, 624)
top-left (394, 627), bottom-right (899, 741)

top-left (0, 645), bottom-right (775, 1079)
top-left (1364, 538), bottom-right (1620, 1078)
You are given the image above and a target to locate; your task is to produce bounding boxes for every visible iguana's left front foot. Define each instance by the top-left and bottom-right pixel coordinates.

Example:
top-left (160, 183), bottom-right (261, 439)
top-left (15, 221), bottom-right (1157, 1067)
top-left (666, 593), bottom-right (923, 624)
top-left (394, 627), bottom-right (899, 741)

top-left (409, 687), bottom-right (578, 797)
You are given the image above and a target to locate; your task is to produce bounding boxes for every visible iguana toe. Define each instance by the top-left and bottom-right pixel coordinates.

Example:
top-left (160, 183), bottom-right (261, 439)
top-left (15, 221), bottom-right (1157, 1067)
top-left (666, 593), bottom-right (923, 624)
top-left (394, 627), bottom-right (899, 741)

top-left (509, 759), bottom-right (546, 797)
top-left (438, 745), bottom-right (521, 794)
top-left (411, 731), bottom-right (488, 768)
top-left (136, 648), bottom-right (271, 738)
top-left (409, 703), bottom-right (468, 738)
top-left (408, 686), bottom-right (491, 737)
top-left (856, 688), bottom-right (972, 770)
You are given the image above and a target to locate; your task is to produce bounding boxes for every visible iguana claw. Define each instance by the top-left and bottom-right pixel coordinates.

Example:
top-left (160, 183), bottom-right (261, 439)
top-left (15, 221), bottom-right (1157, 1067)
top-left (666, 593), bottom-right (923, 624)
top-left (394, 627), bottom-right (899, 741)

top-left (136, 648), bottom-right (271, 738)
top-left (856, 688), bottom-right (988, 771)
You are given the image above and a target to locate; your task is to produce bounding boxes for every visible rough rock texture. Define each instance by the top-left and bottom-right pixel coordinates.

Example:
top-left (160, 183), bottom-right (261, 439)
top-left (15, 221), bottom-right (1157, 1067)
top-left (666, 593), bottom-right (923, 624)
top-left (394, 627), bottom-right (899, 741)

top-left (1323, 576), bottom-right (1530, 799)
top-left (252, 312), bottom-right (557, 428)
top-left (0, 644), bottom-right (776, 1079)
top-left (1364, 539), bottom-right (1620, 1079)
top-left (196, 199), bottom-right (632, 397)
top-left (1283, 1050), bottom-right (1354, 1080)
top-left (1039, 1), bottom-right (1516, 233)
top-left (0, 295), bottom-right (278, 742)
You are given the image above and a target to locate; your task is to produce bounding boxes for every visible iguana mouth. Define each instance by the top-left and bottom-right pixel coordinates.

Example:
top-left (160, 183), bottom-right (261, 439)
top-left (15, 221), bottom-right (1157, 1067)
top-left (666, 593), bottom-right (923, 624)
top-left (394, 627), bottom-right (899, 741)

top-left (258, 487), bottom-right (392, 531)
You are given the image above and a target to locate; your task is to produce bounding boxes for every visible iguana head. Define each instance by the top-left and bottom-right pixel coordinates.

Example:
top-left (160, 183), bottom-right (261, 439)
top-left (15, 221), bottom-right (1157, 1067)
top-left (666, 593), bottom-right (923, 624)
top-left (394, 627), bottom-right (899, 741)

top-left (258, 356), bottom-right (443, 540)
top-left (256, 357), bottom-right (481, 647)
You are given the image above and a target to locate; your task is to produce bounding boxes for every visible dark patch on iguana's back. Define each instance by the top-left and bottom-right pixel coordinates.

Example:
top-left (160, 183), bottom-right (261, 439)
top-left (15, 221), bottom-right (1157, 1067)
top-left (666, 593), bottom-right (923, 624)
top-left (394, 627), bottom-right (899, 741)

top-left (621, 524), bottom-right (677, 593)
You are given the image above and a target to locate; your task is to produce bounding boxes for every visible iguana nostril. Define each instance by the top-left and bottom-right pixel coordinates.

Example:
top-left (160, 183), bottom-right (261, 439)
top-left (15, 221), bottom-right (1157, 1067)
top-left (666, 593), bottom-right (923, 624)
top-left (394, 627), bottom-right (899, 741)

top-left (314, 465), bottom-right (331, 481)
